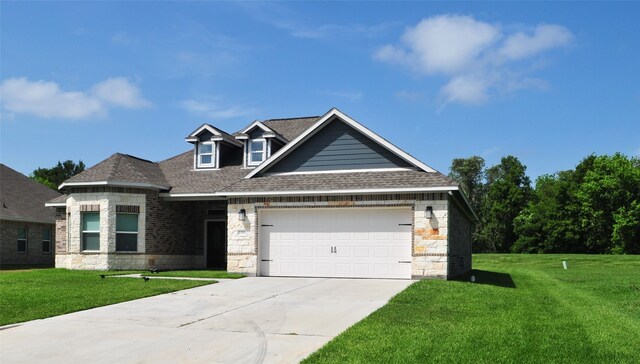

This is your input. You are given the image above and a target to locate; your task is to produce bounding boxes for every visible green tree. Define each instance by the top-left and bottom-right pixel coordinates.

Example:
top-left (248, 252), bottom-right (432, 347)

top-left (514, 153), bottom-right (640, 254)
top-left (448, 156), bottom-right (485, 212)
top-left (448, 156), bottom-right (486, 248)
top-left (30, 160), bottom-right (85, 190)
top-left (477, 156), bottom-right (532, 252)
top-left (576, 153), bottom-right (640, 253)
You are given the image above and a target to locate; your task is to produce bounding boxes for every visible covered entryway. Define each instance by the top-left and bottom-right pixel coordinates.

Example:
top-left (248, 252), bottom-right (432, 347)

top-left (259, 208), bottom-right (412, 279)
top-left (205, 220), bottom-right (226, 269)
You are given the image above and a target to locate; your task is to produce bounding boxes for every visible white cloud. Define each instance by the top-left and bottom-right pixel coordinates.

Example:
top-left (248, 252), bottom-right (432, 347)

top-left (0, 77), bottom-right (151, 120)
top-left (440, 74), bottom-right (492, 105)
top-left (498, 25), bottom-right (573, 61)
top-left (376, 15), bottom-right (499, 75)
top-left (180, 97), bottom-right (256, 120)
top-left (375, 15), bottom-right (573, 106)
top-left (92, 78), bottom-right (151, 108)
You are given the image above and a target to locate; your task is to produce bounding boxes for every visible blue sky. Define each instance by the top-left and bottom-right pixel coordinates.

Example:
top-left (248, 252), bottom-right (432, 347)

top-left (1, 1), bottom-right (638, 181)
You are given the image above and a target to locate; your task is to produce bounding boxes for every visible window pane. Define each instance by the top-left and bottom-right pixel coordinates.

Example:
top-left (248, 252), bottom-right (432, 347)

top-left (42, 229), bottom-right (51, 241)
top-left (17, 227), bottom-right (27, 240)
top-left (42, 241), bottom-right (51, 253)
top-left (200, 155), bottom-right (212, 164)
top-left (116, 214), bottom-right (138, 232)
top-left (116, 233), bottom-right (138, 251)
top-left (82, 212), bottom-right (100, 231)
top-left (17, 240), bottom-right (26, 252)
top-left (199, 143), bottom-right (213, 154)
top-left (250, 140), bottom-right (264, 152)
top-left (250, 152), bottom-right (264, 162)
top-left (83, 232), bottom-right (100, 251)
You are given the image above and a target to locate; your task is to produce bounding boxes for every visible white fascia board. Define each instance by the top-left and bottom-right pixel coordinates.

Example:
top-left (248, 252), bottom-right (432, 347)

top-left (59, 181), bottom-right (171, 190)
top-left (263, 167), bottom-right (416, 176)
top-left (220, 186), bottom-right (459, 197)
top-left (185, 124), bottom-right (221, 142)
top-left (44, 202), bottom-right (66, 207)
top-left (210, 136), bottom-right (243, 147)
top-left (240, 120), bottom-right (273, 134)
top-left (245, 108), bottom-right (438, 179)
top-left (244, 108), bottom-right (337, 178)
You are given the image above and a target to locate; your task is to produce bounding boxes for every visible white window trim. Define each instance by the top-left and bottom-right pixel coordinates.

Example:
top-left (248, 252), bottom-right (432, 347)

top-left (248, 138), bottom-right (266, 166)
top-left (42, 228), bottom-right (51, 254)
top-left (197, 141), bottom-right (216, 168)
top-left (82, 212), bottom-right (100, 252)
top-left (17, 227), bottom-right (27, 253)
top-left (115, 212), bottom-right (139, 253)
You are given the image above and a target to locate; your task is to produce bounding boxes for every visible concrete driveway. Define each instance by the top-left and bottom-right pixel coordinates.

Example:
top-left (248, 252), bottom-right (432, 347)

top-left (0, 277), bottom-right (412, 364)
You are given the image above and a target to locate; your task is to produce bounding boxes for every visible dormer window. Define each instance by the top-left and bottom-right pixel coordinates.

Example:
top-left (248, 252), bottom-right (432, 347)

top-left (197, 142), bottom-right (215, 168)
top-left (248, 139), bottom-right (266, 166)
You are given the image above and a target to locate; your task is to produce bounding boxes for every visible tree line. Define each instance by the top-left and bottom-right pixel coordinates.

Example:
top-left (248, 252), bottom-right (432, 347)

top-left (30, 160), bottom-right (85, 190)
top-left (449, 153), bottom-right (640, 254)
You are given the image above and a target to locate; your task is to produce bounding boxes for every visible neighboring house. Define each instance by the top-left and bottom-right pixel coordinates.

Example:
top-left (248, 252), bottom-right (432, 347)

top-left (46, 108), bottom-right (475, 279)
top-left (1, 164), bottom-right (61, 267)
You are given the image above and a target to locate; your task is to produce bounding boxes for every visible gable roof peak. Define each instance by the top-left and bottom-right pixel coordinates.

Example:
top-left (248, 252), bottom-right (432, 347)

top-left (244, 107), bottom-right (439, 179)
top-left (185, 123), bottom-right (242, 147)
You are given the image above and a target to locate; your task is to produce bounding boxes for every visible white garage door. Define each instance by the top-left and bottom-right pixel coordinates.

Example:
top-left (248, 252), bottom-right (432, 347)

top-left (259, 208), bottom-right (412, 279)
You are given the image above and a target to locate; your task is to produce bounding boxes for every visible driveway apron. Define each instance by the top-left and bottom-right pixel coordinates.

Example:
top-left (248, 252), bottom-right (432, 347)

top-left (0, 277), bottom-right (412, 364)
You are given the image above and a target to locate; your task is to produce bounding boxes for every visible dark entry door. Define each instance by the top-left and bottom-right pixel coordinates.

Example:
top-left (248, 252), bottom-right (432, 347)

top-left (206, 221), bottom-right (226, 269)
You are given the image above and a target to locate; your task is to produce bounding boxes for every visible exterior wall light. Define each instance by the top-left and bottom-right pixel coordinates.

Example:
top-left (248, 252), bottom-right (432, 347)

top-left (239, 208), bottom-right (247, 222)
top-left (425, 206), bottom-right (433, 219)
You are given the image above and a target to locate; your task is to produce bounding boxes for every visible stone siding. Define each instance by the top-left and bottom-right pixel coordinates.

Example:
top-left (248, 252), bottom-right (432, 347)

top-left (447, 196), bottom-right (473, 278)
top-left (227, 193), bottom-right (450, 278)
top-left (1, 219), bottom-right (55, 266)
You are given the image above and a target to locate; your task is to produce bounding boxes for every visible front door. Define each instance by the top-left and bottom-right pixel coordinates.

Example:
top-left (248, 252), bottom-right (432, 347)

top-left (206, 220), bottom-right (226, 269)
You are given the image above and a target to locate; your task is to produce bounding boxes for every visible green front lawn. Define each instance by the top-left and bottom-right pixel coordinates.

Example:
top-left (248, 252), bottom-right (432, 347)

top-left (304, 254), bottom-right (640, 363)
top-left (0, 269), bottom-right (213, 326)
top-left (141, 270), bottom-right (244, 279)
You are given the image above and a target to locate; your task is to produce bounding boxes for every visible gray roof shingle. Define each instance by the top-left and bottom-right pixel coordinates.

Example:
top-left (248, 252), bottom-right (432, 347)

top-left (262, 116), bottom-right (319, 141)
top-left (0, 164), bottom-right (61, 223)
top-left (158, 151), bottom-right (247, 194)
top-left (64, 153), bottom-right (170, 188)
top-left (222, 170), bottom-right (457, 193)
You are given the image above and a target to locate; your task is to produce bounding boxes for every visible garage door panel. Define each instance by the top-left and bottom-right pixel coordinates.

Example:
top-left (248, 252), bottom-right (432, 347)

top-left (354, 246), bottom-right (370, 257)
top-left (260, 208), bottom-right (412, 279)
top-left (299, 246), bottom-right (313, 257)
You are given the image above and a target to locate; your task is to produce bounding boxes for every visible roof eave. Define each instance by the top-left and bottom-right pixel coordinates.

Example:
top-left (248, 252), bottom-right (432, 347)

top-left (59, 181), bottom-right (171, 191)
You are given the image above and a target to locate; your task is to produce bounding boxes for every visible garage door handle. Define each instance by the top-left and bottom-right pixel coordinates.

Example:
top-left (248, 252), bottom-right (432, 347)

top-left (398, 223), bottom-right (412, 226)
top-left (261, 224), bottom-right (273, 227)
top-left (261, 259), bottom-right (273, 262)
top-left (398, 260), bottom-right (411, 263)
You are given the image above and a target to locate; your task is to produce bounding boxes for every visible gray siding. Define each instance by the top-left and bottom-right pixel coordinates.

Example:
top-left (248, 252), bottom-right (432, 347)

top-left (248, 128), bottom-right (266, 139)
top-left (267, 119), bottom-right (412, 173)
top-left (197, 130), bottom-right (214, 142)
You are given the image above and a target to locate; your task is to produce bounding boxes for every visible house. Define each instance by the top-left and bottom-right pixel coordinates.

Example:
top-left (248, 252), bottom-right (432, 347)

top-left (1, 164), bottom-right (61, 267)
top-left (46, 108), bottom-right (475, 279)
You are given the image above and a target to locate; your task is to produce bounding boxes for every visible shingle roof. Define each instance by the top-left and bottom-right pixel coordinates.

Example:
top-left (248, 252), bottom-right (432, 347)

top-left (64, 153), bottom-right (170, 189)
top-left (223, 170), bottom-right (457, 193)
top-left (158, 151), bottom-right (247, 194)
top-left (262, 116), bottom-right (320, 141)
top-left (59, 113), bottom-right (457, 195)
top-left (0, 164), bottom-right (61, 223)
